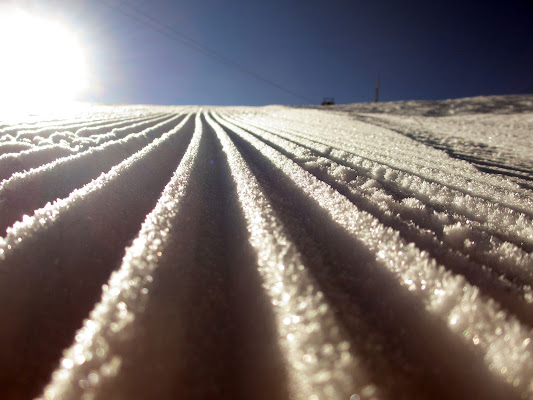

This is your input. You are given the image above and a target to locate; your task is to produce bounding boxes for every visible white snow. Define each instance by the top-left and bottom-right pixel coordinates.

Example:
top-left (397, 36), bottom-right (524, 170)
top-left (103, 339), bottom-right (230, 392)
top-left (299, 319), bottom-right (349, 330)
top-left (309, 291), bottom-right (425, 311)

top-left (0, 95), bottom-right (531, 400)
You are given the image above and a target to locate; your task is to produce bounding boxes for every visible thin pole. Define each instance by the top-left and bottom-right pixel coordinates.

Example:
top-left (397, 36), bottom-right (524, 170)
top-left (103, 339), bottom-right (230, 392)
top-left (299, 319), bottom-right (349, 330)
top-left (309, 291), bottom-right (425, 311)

top-left (375, 74), bottom-right (380, 103)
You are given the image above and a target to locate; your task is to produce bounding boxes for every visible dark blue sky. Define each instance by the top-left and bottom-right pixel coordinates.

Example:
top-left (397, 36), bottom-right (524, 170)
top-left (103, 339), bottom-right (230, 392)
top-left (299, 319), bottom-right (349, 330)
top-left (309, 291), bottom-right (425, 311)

top-left (23, 0), bottom-right (533, 105)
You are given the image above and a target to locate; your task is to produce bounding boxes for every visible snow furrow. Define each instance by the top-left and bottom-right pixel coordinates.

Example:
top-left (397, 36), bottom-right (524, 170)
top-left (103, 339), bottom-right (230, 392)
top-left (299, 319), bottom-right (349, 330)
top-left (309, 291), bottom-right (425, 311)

top-left (0, 113), bottom-right (187, 235)
top-left (0, 115), bottom-right (111, 136)
top-left (228, 109), bottom-right (533, 206)
top-left (0, 105), bottom-right (170, 137)
top-left (0, 98), bottom-right (530, 400)
top-left (208, 113), bottom-right (392, 400)
top-left (78, 113), bottom-right (180, 146)
top-left (36, 113), bottom-right (206, 400)
top-left (0, 141), bottom-right (35, 155)
top-left (213, 112), bottom-right (533, 400)
top-left (221, 114), bottom-right (533, 271)
top-left (352, 112), bottom-right (533, 179)
top-left (0, 144), bottom-right (76, 182)
top-left (1, 113), bottom-right (169, 157)
top-left (74, 112), bottom-right (168, 137)
top-left (222, 113), bottom-right (533, 251)
top-left (12, 113), bottom-right (147, 139)
top-left (0, 113), bottom-right (183, 183)
top-left (0, 113), bottom-right (195, 400)
top-left (216, 114), bottom-right (533, 325)
top-left (68, 113), bottom-right (182, 153)
top-left (227, 111), bottom-right (533, 213)
top-left (225, 111), bottom-right (489, 187)
top-left (38, 112), bottom-right (295, 400)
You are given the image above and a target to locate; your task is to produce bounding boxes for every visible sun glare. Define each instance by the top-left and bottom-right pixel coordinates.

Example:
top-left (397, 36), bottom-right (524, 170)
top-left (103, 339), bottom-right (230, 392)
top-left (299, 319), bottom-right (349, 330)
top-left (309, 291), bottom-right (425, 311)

top-left (0, 7), bottom-right (89, 110)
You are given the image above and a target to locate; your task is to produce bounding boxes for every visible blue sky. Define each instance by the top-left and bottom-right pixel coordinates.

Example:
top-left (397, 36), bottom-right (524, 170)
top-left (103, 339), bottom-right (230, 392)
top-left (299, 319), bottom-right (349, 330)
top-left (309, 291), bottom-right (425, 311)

top-left (21, 0), bottom-right (533, 105)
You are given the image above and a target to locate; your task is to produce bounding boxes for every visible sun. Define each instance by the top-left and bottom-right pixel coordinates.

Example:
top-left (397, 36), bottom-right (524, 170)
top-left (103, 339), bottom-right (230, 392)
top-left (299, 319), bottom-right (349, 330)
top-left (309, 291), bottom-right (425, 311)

top-left (0, 7), bottom-right (89, 109)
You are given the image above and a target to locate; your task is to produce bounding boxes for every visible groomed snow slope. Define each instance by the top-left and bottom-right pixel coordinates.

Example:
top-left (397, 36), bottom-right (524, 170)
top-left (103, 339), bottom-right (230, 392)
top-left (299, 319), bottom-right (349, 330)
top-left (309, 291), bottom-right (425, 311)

top-left (0, 96), bottom-right (532, 400)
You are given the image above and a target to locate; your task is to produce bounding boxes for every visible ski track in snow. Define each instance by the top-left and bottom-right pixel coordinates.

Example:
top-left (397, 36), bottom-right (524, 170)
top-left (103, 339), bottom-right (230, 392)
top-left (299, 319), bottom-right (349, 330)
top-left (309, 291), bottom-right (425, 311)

top-left (0, 97), bottom-right (531, 400)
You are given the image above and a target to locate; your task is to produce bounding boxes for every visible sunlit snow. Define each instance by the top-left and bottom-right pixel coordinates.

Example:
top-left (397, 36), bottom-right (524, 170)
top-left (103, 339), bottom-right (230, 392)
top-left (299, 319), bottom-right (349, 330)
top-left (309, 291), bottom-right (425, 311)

top-left (0, 95), bottom-right (531, 400)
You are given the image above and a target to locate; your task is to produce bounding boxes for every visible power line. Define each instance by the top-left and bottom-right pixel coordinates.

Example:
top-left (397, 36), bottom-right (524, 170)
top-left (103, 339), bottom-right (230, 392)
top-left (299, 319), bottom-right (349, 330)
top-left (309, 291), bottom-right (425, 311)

top-left (95, 0), bottom-right (315, 104)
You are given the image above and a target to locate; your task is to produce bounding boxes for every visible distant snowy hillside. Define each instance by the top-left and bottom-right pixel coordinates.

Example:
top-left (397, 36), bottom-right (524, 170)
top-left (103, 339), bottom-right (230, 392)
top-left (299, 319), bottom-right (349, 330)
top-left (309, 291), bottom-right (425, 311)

top-left (333, 94), bottom-right (533, 115)
top-left (329, 95), bottom-right (533, 189)
top-left (0, 96), bottom-right (531, 400)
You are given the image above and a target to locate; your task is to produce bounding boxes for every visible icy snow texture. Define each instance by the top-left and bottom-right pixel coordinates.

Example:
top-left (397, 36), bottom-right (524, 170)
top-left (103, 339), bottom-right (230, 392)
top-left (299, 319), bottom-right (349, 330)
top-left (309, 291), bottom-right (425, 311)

top-left (0, 95), bottom-right (531, 400)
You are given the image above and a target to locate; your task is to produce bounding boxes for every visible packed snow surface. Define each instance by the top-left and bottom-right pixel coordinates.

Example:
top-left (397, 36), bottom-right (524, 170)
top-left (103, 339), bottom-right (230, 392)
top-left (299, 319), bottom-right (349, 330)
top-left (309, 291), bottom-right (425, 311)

top-left (0, 95), bottom-right (532, 400)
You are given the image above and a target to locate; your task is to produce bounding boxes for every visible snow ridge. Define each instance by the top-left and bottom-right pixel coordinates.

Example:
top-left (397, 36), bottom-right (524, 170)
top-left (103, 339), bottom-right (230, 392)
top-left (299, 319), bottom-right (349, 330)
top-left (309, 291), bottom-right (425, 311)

top-left (0, 100), bottom-right (531, 400)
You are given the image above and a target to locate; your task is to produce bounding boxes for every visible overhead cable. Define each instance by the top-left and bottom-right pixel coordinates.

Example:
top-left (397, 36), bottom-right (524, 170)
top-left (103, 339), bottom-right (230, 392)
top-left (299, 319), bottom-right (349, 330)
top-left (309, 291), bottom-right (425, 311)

top-left (95, 0), bottom-right (315, 103)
